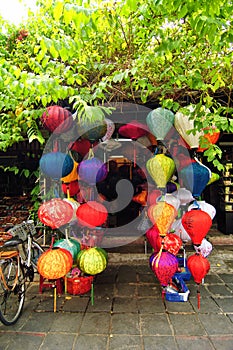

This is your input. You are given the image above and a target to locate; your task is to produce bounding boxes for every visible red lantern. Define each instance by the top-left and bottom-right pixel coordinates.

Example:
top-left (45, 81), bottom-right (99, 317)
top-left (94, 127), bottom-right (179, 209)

top-left (61, 181), bottom-right (80, 197)
top-left (132, 190), bottom-right (147, 205)
top-left (41, 105), bottom-right (73, 134)
top-left (150, 251), bottom-right (178, 287)
top-left (38, 198), bottom-right (73, 229)
top-left (76, 201), bottom-right (108, 228)
top-left (181, 209), bottom-right (212, 245)
top-left (197, 127), bottom-right (220, 152)
top-left (157, 233), bottom-right (182, 256)
top-left (118, 120), bottom-right (148, 140)
top-left (187, 253), bottom-right (210, 309)
top-left (146, 225), bottom-right (160, 252)
top-left (69, 139), bottom-right (98, 157)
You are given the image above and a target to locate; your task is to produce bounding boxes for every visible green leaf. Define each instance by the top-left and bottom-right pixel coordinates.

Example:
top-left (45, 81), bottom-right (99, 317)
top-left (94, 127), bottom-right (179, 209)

top-left (53, 1), bottom-right (64, 21)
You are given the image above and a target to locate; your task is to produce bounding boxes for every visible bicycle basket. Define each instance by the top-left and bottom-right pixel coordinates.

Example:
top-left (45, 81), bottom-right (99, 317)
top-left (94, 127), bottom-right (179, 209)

top-left (25, 220), bottom-right (37, 236)
top-left (8, 222), bottom-right (29, 242)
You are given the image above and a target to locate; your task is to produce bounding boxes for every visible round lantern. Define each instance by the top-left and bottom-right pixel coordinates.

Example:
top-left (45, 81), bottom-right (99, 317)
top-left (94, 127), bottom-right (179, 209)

top-left (146, 107), bottom-right (175, 141)
top-left (181, 209), bottom-right (212, 245)
top-left (148, 201), bottom-right (177, 237)
top-left (53, 238), bottom-right (81, 261)
top-left (146, 154), bottom-right (175, 189)
top-left (180, 160), bottom-right (211, 198)
top-left (69, 138), bottom-right (96, 158)
top-left (63, 198), bottom-right (80, 222)
top-left (77, 118), bottom-right (107, 143)
top-left (38, 198), bottom-right (73, 229)
top-left (37, 247), bottom-right (73, 279)
top-left (77, 247), bottom-right (108, 275)
top-left (174, 106), bottom-right (203, 148)
top-left (157, 233), bottom-right (182, 256)
top-left (146, 225), bottom-right (160, 252)
top-left (78, 150), bottom-right (107, 185)
top-left (102, 118), bottom-right (115, 142)
top-left (118, 120), bottom-right (148, 140)
top-left (61, 180), bottom-right (80, 197)
top-left (40, 152), bottom-right (74, 180)
top-left (150, 251), bottom-right (178, 287)
top-left (61, 159), bottom-right (79, 183)
top-left (41, 105), bottom-right (73, 134)
top-left (76, 201), bottom-right (108, 228)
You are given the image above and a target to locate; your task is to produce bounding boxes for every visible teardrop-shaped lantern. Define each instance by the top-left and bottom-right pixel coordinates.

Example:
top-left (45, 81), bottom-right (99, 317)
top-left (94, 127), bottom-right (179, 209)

top-left (180, 160), bottom-right (211, 198)
top-left (146, 108), bottom-right (175, 141)
top-left (193, 238), bottom-right (213, 258)
top-left (150, 251), bottom-right (178, 287)
top-left (77, 118), bottom-right (107, 143)
top-left (188, 200), bottom-right (216, 220)
top-left (146, 154), bottom-right (175, 189)
top-left (146, 225), bottom-right (160, 252)
top-left (172, 188), bottom-right (194, 205)
top-left (157, 193), bottom-right (180, 211)
top-left (171, 218), bottom-right (191, 242)
top-left (147, 189), bottom-right (162, 206)
top-left (181, 209), bottom-right (212, 245)
top-left (148, 201), bottom-right (177, 237)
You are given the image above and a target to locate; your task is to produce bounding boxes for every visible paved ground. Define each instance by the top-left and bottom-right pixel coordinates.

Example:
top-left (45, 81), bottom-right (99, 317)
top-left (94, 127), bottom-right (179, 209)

top-left (0, 236), bottom-right (233, 350)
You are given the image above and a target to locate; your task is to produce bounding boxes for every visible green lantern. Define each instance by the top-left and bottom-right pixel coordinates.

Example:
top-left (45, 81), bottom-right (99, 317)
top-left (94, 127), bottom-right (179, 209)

top-left (146, 154), bottom-right (175, 189)
top-left (146, 108), bottom-right (174, 141)
top-left (77, 247), bottom-right (108, 275)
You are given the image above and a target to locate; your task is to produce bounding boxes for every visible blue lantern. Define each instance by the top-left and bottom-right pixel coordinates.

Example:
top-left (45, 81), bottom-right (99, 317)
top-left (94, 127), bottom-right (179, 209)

top-left (180, 160), bottom-right (211, 198)
top-left (40, 152), bottom-right (74, 180)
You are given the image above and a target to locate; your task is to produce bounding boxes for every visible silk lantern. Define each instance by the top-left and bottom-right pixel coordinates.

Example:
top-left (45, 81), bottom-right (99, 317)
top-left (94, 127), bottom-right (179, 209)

top-left (61, 159), bottom-right (79, 183)
top-left (63, 198), bottom-right (80, 222)
top-left (181, 209), bottom-right (212, 245)
top-left (77, 118), bottom-right (107, 143)
top-left (69, 138), bottom-right (96, 158)
top-left (171, 218), bottom-right (191, 242)
top-left (157, 193), bottom-right (181, 211)
top-left (40, 152), bottom-right (74, 180)
top-left (147, 189), bottom-right (162, 205)
top-left (187, 253), bottom-right (210, 309)
top-left (180, 160), bottom-right (211, 198)
top-left (172, 188), bottom-right (194, 205)
top-left (150, 251), bottom-right (178, 287)
top-left (193, 238), bottom-right (213, 258)
top-left (188, 200), bottom-right (216, 220)
top-left (158, 233), bottom-right (183, 256)
top-left (174, 107), bottom-right (203, 148)
top-left (76, 201), bottom-right (108, 228)
top-left (61, 180), bottom-right (80, 197)
top-left (53, 238), bottom-right (81, 261)
top-left (78, 149), bottom-right (107, 185)
top-left (38, 198), bottom-right (73, 229)
top-left (77, 247), bottom-right (108, 275)
top-left (146, 225), bottom-right (160, 252)
top-left (37, 247), bottom-right (73, 280)
top-left (197, 127), bottom-right (220, 152)
top-left (41, 105), bottom-right (73, 134)
top-left (146, 154), bottom-right (175, 189)
top-left (146, 107), bottom-right (175, 141)
top-left (148, 201), bottom-right (177, 237)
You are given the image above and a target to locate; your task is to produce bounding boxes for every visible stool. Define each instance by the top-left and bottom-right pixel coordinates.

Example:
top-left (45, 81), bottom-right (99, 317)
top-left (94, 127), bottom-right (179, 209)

top-left (39, 275), bottom-right (63, 295)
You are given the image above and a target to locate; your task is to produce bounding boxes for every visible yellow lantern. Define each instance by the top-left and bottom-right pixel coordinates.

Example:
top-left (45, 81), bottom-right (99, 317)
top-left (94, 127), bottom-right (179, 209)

top-left (148, 201), bottom-right (177, 237)
top-left (146, 154), bottom-right (175, 189)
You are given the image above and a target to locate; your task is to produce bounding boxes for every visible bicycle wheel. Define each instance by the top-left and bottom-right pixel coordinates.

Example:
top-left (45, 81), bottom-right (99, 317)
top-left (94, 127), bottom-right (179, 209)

top-left (0, 258), bottom-right (25, 326)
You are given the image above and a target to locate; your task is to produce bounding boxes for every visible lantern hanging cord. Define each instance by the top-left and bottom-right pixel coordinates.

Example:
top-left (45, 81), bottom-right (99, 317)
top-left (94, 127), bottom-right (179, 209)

top-left (197, 284), bottom-right (201, 309)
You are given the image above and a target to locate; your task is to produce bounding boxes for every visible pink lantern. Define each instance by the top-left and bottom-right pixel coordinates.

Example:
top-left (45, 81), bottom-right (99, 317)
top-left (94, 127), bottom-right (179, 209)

top-left (150, 251), bottom-right (178, 287)
top-left (38, 198), bottom-right (73, 229)
top-left (146, 225), bottom-right (160, 252)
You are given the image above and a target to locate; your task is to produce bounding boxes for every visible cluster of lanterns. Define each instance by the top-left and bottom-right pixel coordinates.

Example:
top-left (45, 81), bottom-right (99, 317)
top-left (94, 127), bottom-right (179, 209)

top-left (37, 103), bottom-right (220, 305)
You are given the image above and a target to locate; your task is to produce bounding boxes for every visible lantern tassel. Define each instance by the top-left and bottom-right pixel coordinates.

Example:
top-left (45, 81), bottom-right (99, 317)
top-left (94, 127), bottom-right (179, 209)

top-left (197, 284), bottom-right (201, 309)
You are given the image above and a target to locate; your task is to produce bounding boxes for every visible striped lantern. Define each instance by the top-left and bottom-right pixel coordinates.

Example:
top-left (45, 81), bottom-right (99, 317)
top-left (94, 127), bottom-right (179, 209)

top-left (41, 105), bottom-right (73, 134)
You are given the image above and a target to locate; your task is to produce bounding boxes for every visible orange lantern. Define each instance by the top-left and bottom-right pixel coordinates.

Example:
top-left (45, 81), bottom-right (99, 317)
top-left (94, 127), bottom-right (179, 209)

top-left (148, 201), bottom-right (177, 237)
top-left (197, 127), bottom-right (220, 152)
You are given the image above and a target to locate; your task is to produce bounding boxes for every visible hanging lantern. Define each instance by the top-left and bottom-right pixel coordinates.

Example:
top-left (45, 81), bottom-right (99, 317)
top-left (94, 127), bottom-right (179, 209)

top-left (77, 118), bottom-right (107, 143)
top-left (118, 120), bottom-right (148, 140)
top-left (77, 247), bottom-right (108, 275)
top-left (53, 238), bottom-right (81, 261)
top-left (172, 188), bottom-right (194, 205)
top-left (197, 127), bottom-right (220, 152)
top-left (174, 107), bottom-right (203, 148)
top-left (146, 108), bottom-right (175, 141)
top-left (76, 201), bottom-right (108, 228)
top-left (180, 160), bottom-right (211, 198)
top-left (41, 105), bottom-right (73, 134)
top-left (157, 193), bottom-right (181, 211)
top-left (37, 247), bottom-right (73, 280)
top-left (38, 198), bottom-right (73, 229)
top-left (187, 253), bottom-right (210, 309)
top-left (78, 150), bottom-right (107, 185)
top-left (146, 154), bottom-right (175, 189)
top-left (148, 201), bottom-right (177, 237)
top-left (146, 225), bottom-right (161, 252)
top-left (61, 180), bottom-right (80, 197)
top-left (101, 118), bottom-right (115, 142)
top-left (188, 200), bottom-right (216, 220)
top-left (171, 218), bottom-right (192, 242)
top-left (63, 198), bottom-right (80, 222)
top-left (69, 139), bottom-right (97, 158)
top-left (61, 159), bottom-right (79, 183)
top-left (150, 251), bottom-right (178, 287)
top-left (193, 238), bottom-right (213, 258)
top-left (166, 181), bottom-right (179, 193)
top-left (147, 189), bottom-right (162, 206)
top-left (181, 209), bottom-right (212, 245)
top-left (40, 152), bottom-right (74, 180)
top-left (157, 233), bottom-right (183, 256)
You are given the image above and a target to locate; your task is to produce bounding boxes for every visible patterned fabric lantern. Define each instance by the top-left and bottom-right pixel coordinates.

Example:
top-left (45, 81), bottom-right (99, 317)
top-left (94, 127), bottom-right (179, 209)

top-left (38, 198), bottom-right (73, 229)
top-left (148, 201), bottom-right (177, 237)
top-left (78, 149), bottom-right (107, 185)
top-left (77, 247), bottom-right (108, 275)
top-left (101, 118), bottom-right (115, 142)
top-left (146, 107), bottom-right (175, 141)
top-left (76, 201), bottom-right (108, 228)
top-left (181, 209), bottom-right (212, 245)
top-left (187, 253), bottom-right (210, 308)
top-left (40, 152), bottom-right (74, 180)
top-left (157, 233), bottom-right (182, 256)
top-left (150, 251), bottom-right (178, 287)
top-left (41, 105), bottom-right (73, 134)
top-left (37, 247), bottom-right (73, 279)
top-left (61, 181), bottom-right (80, 197)
top-left (180, 160), bottom-right (211, 198)
top-left (53, 238), bottom-right (81, 261)
top-left (146, 154), bottom-right (175, 189)
top-left (146, 225), bottom-right (160, 252)
top-left (77, 118), bottom-right (107, 143)
top-left (63, 198), bottom-right (80, 222)
top-left (174, 107), bottom-right (203, 148)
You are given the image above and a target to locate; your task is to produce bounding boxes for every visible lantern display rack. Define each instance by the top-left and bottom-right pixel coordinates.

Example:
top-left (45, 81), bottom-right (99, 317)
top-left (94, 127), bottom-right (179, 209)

top-left (217, 164), bottom-right (233, 234)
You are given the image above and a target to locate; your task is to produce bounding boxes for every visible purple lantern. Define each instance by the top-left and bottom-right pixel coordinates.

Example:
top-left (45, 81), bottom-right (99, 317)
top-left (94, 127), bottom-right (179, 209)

top-left (150, 251), bottom-right (178, 287)
top-left (78, 156), bottom-right (107, 185)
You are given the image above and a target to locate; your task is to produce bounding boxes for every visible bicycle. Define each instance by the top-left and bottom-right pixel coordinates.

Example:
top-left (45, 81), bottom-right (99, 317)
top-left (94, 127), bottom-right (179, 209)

top-left (0, 220), bottom-right (44, 326)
